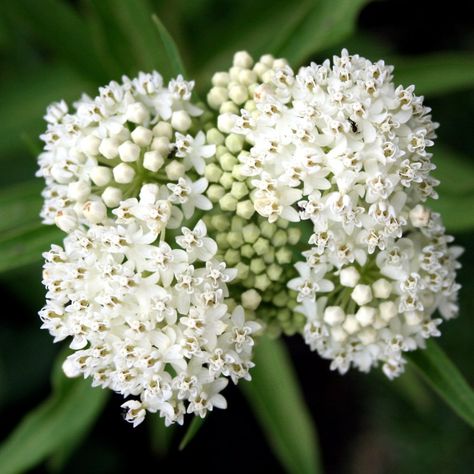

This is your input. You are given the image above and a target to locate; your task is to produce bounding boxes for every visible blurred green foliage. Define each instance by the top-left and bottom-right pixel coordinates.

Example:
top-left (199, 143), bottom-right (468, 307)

top-left (0, 0), bottom-right (473, 473)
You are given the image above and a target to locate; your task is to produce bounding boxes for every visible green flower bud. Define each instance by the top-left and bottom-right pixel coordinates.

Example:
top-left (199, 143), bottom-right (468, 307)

top-left (241, 289), bottom-right (262, 310)
top-left (241, 244), bottom-right (255, 259)
top-left (224, 248), bottom-right (240, 266)
top-left (254, 237), bottom-right (270, 256)
top-left (204, 163), bottom-right (223, 182)
top-left (244, 99), bottom-right (256, 111)
top-left (254, 273), bottom-right (271, 291)
top-left (272, 229), bottom-right (288, 247)
top-left (267, 263), bottom-right (283, 281)
top-left (211, 214), bottom-right (230, 232)
top-left (260, 221), bottom-right (276, 239)
top-left (219, 152), bottom-right (237, 171)
top-left (276, 218), bottom-right (289, 229)
top-left (277, 308), bottom-right (291, 322)
top-left (231, 215), bottom-right (245, 231)
top-left (216, 233), bottom-right (230, 250)
top-left (242, 223), bottom-right (260, 244)
top-left (262, 248), bottom-right (275, 264)
top-left (227, 231), bottom-right (244, 249)
top-left (275, 247), bottom-right (293, 265)
top-left (216, 145), bottom-right (229, 159)
top-left (236, 200), bottom-right (255, 219)
top-left (219, 172), bottom-right (234, 190)
top-left (231, 164), bottom-right (246, 181)
top-left (219, 101), bottom-right (239, 114)
top-left (219, 193), bottom-right (237, 211)
top-left (225, 134), bottom-right (245, 154)
top-left (230, 182), bottom-right (249, 200)
top-left (207, 184), bottom-right (225, 202)
top-left (242, 274), bottom-right (255, 289)
top-left (273, 291), bottom-right (289, 308)
top-left (206, 128), bottom-right (225, 145)
top-left (235, 262), bottom-right (250, 280)
top-left (250, 258), bottom-right (266, 275)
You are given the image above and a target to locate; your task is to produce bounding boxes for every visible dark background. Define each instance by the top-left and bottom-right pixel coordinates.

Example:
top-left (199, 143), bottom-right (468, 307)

top-left (1, 0), bottom-right (473, 472)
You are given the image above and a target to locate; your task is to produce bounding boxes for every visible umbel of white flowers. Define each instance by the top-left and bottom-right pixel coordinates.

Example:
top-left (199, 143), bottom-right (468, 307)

top-left (38, 72), bottom-right (215, 233)
top-left (40, 220), bottom-right (260, 426)
top-left (37, 51), bottom-right (462, 428)
top-left (213, 49), bottom-right (462, 377)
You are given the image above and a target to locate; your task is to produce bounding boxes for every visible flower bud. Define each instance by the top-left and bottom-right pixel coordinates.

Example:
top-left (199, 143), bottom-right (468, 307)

top-left (99, 137), bottom-right (119, 159)
top-left (68, 181), bottom-right (91, 201)
top-left (241, 289), bottom-right (262, 310)
top-left (207, 87), bottom-right (229, 109)
top-left (152, 121), bottom-right (173, 139)
top-left (171, 110), bottom-right (192, 132)
top-left (131, 126), bottom-right (153, 146)
top-left (102, 186), bottom-right (122, 207)
top-left (372, 278), bottom-right (392, 299)
top-left (351, 284), bottom-right (373, 306)
top-left (340, 267), bottom-right (360, 287)
top-left (165, 161), bottom-right (185, 180)
top-left (82, 200), bottom-right (107, 224)
top-left (355, 306), bottom-right (376, 327)
top-left (233, 51), bottom-right (254, 69)
top-left (379, 301), bottom-right (397, 322)
top-left (143, 151), bottom-right (164, 172)
top-left (113, 163), bottom-right (135, 184)
top-left (126, 102), bottom-right (149, 124)
top-left (324, 306), bottom-right (345, 326)
top-left (90, 166), bottom-right (112, 187)
top-left (55, 209), bottom-right (78, 232)
top-left (118, 141), bottom-right (140, 162)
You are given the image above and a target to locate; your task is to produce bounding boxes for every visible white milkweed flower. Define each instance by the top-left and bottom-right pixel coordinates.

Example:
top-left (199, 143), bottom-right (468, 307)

top-left (39, 220), bottom-right (260, 426)
top-left (291, 211), bottom-right (462, 378)
top-left (37, 72), bottom-right (215, 232)
top-left (225, 49), bottom-right (439, 256)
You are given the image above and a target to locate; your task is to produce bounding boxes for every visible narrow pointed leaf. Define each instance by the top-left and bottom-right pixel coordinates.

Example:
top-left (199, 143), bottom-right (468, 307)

top-left (392, 53), bottom-right (474, 97)
top-left (0, 353), bottom-right (109, 474)
top-left (178, 416), bottom-right (205, 451)
top-left (6, 0), bottom-right (110, 83)
top-left (149, 415), bottom-right (176, 457)
top-left (242, 337), bottom-right (321, 474)
top-left (407, 340), bottom-right (474, 429)
top-left (0, 224), bottom-right (63, 273)
top-left (276, 0), bottom-right (371, 66)
top-left (152, 14), bottom-right (186, 77)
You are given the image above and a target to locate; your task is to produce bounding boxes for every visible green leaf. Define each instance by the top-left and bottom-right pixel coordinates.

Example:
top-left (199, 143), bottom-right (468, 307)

top-left (276, 0), bottom-right (371, 66)
top-left (0, 180), bottom-right (63, 273)
top-left (242, 337), bottom-right (321, 474)
top-left (0, 352), bottom-right (109, 474)
top-left (90, 0), bottom-right (185, 81)
top-left (6, 0), bottom-right (110, 83)
top-left (0, 66), bottom-right (92, 157)
top-left (434, 145), bottom-right (474, 197)
top-left (149, 415), bottom-right (176, 457)
top-left (430, 194), bottom-right (474, 232)
top-left (178, 416), bottom-right (205, 451)
top-left (152, 14), bottom-right (187, 77)
top-left (407, 340), bottom-right (474, 429)
top-left (0, 224), bottom-right (63, 274)
top-left (0, 181), bottom-right (43, 233)
top-left (392, 53), bottom-right (474, 97)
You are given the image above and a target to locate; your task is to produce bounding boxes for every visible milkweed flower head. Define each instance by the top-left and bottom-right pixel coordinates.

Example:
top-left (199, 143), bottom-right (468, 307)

top-left (292, 210), bottom-right (462, 378)
top-left (40, 220), bottom-right (260, 426)
top-left (213, 50), bottom-right (462, 376)
top-left (37, 71), bottom-right (262, 426)
top-left (38, 72), bottom-right (214, 233)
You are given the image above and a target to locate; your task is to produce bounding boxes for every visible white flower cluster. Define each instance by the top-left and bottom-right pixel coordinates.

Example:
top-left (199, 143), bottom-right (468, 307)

top-left (38, 72), bottom-right (214, 233)
top-left (292, 211), bottom-right (462, 377)
top-left (229, 49), bottom-right (438, 246)
top-left (214, 50), bottom-right (462, 377)
top-left (40, 220), bottom-right (260, 426)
